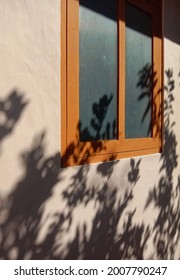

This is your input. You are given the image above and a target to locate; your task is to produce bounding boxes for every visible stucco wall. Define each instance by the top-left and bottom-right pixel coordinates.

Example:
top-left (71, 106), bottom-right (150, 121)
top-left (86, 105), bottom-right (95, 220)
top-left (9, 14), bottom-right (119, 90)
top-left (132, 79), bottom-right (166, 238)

top-left (0, 0), bottom-right (179, 259)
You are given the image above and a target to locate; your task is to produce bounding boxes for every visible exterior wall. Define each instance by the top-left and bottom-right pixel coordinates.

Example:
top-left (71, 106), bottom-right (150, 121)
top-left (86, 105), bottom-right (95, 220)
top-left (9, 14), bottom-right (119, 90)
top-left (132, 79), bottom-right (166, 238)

top-left (0, 0), bottom-right (179, 259)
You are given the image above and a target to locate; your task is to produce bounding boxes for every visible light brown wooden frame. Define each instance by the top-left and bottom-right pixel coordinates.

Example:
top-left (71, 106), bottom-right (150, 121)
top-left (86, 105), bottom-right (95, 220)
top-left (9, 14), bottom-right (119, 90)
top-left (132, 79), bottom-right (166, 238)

top-left (61, 0), bottom-right (163, 167)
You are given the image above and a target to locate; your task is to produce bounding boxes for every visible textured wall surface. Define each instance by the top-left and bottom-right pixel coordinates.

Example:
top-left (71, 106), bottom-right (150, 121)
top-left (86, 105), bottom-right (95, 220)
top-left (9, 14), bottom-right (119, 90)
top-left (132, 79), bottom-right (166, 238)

top-left (0, 0), bottom-right (179, 259)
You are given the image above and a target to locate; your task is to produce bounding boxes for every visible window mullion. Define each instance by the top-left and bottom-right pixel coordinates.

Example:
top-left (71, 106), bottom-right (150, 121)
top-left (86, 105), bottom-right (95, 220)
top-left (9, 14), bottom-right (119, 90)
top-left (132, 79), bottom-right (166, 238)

top-left (118, 0), bottom-right (125, 140)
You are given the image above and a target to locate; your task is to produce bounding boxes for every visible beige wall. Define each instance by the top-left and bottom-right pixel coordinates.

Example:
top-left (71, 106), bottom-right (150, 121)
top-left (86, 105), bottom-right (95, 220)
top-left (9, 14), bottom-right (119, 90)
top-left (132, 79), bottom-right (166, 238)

top-left (0, 0), bottom-right (179, 259)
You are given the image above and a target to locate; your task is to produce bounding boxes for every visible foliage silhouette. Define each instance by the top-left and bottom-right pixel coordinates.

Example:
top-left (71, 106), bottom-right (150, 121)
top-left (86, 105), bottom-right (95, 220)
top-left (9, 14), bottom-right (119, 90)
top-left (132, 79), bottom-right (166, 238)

top-left (58, 157), bottom-right (143, 260)
top-left (62, 93), bottom-right (117, 166)
top-left (0, 90), bottom-right (144, 260)
top-left (0, 67), bottom-right (180, 260)
top-left (80, 93), bottom-right (116, 141)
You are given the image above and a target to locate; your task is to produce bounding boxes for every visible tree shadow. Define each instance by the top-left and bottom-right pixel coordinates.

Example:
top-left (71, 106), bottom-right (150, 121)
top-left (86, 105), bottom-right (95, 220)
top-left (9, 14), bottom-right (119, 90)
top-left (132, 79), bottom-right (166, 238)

top-left (0, 67), bottom-right (179, 260)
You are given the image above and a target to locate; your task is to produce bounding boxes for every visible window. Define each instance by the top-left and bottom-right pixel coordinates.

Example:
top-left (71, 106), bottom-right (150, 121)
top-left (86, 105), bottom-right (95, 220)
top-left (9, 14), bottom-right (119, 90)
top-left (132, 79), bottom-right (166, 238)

top-left (61, 0), bottom-right (163, 167)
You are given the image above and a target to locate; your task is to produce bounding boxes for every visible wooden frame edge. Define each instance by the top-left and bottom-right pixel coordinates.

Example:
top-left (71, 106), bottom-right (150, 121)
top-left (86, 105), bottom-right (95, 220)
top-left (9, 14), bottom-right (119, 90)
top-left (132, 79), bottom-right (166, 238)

top-left (61, 0), bottom-right (163, 168)
top-left (61, 0), bottom-right (67, 160)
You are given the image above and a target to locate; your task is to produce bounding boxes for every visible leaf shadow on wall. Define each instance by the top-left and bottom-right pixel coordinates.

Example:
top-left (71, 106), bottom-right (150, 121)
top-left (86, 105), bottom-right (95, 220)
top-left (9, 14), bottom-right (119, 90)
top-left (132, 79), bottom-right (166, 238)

top-left (0, 68), bottom-right (179, 260)
top-left (144, 69), bottom-right (180, 259)
top-left (0, 90), bottom-right (145, 260)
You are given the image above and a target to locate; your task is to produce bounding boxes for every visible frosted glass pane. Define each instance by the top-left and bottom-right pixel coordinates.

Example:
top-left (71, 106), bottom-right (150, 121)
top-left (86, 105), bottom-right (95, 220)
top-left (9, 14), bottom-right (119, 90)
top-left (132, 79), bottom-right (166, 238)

top-left (79, 0), bottom-right (117, 141)
top-left (125, 3), bottom-right (152, 138)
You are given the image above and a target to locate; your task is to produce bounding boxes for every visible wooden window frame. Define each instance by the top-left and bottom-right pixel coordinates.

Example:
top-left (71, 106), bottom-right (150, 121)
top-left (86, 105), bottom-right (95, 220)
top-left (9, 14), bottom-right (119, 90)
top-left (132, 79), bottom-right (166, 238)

top-left (61, 0), bottom-right (163, 167)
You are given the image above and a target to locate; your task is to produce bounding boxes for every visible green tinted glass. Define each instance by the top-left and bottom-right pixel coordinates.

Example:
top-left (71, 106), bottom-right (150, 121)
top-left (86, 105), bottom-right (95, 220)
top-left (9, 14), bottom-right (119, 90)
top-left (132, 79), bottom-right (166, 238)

top-left (79, 0), bottom-right (117, 141)
top-left (125, 3), bottom-right (152, 138)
